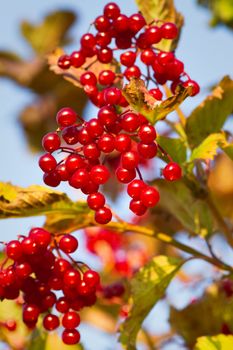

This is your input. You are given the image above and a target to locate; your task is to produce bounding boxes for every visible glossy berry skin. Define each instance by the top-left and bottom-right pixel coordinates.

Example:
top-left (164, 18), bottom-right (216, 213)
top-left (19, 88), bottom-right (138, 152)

top-left (43, 171), bottom-right (61, 187)
top-left (39, 154), bottom-right (57, 173)
top-left (120, 51), bottom-right (136, 67)
top-left (145, 26), bottom-right (162, 45)
top-left (129, 199), bottom-right (147, 216)
top-left (98, 134), bottom-right (115, 153)
top-left (58, 55), bottom-right (71, 69)
top-left (183, 80), bottom-right (200, 96)
top-left (140, 49), bottom-right (156, 65)
top-left (129, 13), bottom-right (146, 34)
top-left (138, 124), bottom-right (157, 143)
top-left (42, 132), bottom-right (61, 152)
top-left (62, 329), bottom-right (81, 345)
top-left (62, 126), bottom-right (79, 145)
top-left (80, 71), bottom-right (97, 86)
top-left (121, 151), bottom-right (139, 170)
top-left (56, 107), bottom-right (77, 127)
top-left (149, 88), bottom-right (163, 101)
top-left (83, 270), bottom-right (100, 288)
top-left (59, 234), bottom-right (78, 253)
top-left (137, 142), bottom-right (158, 159)
top-left (99, 70), bottom-right (115, 85)
top-left (29, 227), bottom-right (51, 249)
top-left (70, 51), bottom-right (85, 68)
top-left (90, 165), bottom-right (110, 185)
top-left (121, 113), bottom-right (140, 132)
top-left (162, 162), bottom-right (182, 181)
top-left (23, 304), bottom-right (40, 323)
top-left (6, 241), bottom-right (22, 261)
top-left (87, 192), bottom-right (105, 210)
top-left (161, 22), bottom-right (178, 39)
top-left (104, 2), bottom-right (120, 19)
top-left (83, 143), bottom-right (100, 160)
top-left (65, 154), bottom-right (85, 174)
top-left (124, 65), bottom-right (141, 80)
top-left (43, 314), bottom-right (59, 331)
top-left (96, 32), bottom-right (112, 47)
top-left (127, 180), bottom-right (146, 200)
top-left (95, 207), bottom-right (112, 224)
top-left (56, 297), bottom-right (70, 313)
top-left (86, 118), bottom-right (104, 138)
top-left (94, 15), bottom-right (111, 32)
top-left (140, 186), bottom-right (160, 207)
top-left (80, 33), bottom-right (96, 49)
top-left (63, 269), bottom-right (81, 287)
top-left (98, 106), bottom-right (117, 126)
top-left (62, 311), bottom-right (80, 329)
top-left (115, 134), bottom-right (131, 152)
top-left (116, 167), bottom-right (136, 183)
top-left (97, 47), bottom-right (113, 63)
top-left (114, 14), bottom-right (129, 32)
top-left (15, 262), bottom-right (32, 279)
top-left (104, 87), bottom-right (122, 105)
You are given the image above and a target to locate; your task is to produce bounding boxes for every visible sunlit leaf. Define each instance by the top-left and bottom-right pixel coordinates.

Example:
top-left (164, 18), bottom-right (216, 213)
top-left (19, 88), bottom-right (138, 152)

top-left (185, 76), bottom-right (233, 148)
top-left (157, 135), bottom-right (187, 163)
top-left (123, 78), bottom-right (191, 124)
top-left (194, 334), bottom-right (233, 350)
top-left (197, 0), bottom-right (233, 29)
top-left (119, 255), bottom-right (183, 350)
top-left (21, 10), bottom-right (76, 54)
top-left (135, 0), bottom-right (183, 51)
top-left (190, 133), bottom-right (227, 162)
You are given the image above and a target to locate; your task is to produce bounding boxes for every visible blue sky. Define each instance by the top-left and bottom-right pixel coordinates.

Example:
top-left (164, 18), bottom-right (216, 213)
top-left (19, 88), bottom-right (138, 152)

top-left (0, 1), bottom-right (233, 349)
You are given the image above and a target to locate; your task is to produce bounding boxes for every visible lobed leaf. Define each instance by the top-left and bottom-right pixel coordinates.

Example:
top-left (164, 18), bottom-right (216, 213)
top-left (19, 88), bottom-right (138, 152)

top-left (194, 335), bottom-right (233, 350)
top-left (119, 255), bottom-right (183, 350)
top-left (190, 133), bottom-right (227, 162)
top-left (123, 78), bottom-right (191, 124)
top-left (185, 76), bottom-right (233, 148)
top-left (135, 0), bottom-right (183, 51)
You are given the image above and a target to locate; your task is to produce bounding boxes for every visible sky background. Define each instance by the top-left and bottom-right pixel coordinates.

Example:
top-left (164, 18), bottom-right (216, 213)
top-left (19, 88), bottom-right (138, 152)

top-left (0, 1), bottom-right (233, 349)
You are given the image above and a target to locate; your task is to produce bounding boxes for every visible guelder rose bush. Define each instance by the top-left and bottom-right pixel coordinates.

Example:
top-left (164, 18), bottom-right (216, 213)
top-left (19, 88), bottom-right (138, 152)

top-left (1, 1), bottom-right (233, 350)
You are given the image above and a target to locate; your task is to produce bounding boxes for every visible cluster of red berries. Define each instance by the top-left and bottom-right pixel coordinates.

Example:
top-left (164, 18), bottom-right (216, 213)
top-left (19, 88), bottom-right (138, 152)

top-left (39, 105), bottom-right (182, 223)
top-left (57, 2), bottom-right (200, 106)
top-left (0, 227), bottom-right (100, 345)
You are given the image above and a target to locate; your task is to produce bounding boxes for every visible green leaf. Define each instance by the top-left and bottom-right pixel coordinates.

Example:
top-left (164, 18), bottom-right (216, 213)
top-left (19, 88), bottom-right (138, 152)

top-left (119, 255), bottom-right (183, 350)
top-left (123, 78), bottom-right (191, 124)
top-left (185, 76), bottom-right (233, 148)
top-left (190, 133), bottom-right (227, 162)
top-left (135, 0), bottom-right (183, 51)
top-left (21, 10), bottom-right (76, 54)
top-left (27, 329), bottom-right (47, 350)
top-left (157, 135), bottom-right (187, 163)
top-left (0, 182), bottom-right (91, 233)
top-left (195, 335), bottom-right (233, 350)
top-left (198, 0), bottom-right (233, 29)
top-left (155, 179), bottom-right (213, 236)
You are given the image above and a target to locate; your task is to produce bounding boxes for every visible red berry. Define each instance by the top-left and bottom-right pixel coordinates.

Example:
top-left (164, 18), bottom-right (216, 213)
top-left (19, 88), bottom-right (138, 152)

top-left (98, 106), bottom-right (117, 126)
top-left (121, 151), bottom-right (139, 170)
top-left (137, 142), bottom-right (158, 159)
top-left (115, 134), bottom-right (131, 152)
top-left (65, 154), bottom-right (85, 174)
top-left (86, 118), bottom-right (104, 138)
top-left (80, 71), bottom-right (97, 86)
top-left (162, 162), bottom-right (182, 181)
top-left (23, 304), bottom-right (40, 323)
top-left (62, 311), bottom-right (80, 329)
top-left (43, 171), bottom-right (61, 187)
top-left (21, 237), bottom-right (38, 255)
top-left (62, 329), bottom-right (80, 345)
top-left (127, 180), bottom-right (146, 199)
top-left (56, 297), bottom-right (70, 313)
top-left (81, 180), bottom-right (99, 195)
top-left (83, 270), bottom-right (100, 288)
top-left (78, 127), bottom-right (93, 145)
top-left (138, 124), bottom-right (157, 143)
top-left (90, 165), bottom-right (110, 185)
top-left (121, 112), bottom-right (140, 132)
top-left (95, 32), bottom-right (112, 47)
top-left (69, 168), bottom-right (90, 189)
top-left (42, 132), bottom-right (61, 152)
top-left (183, 80), bottom-right (200, 96)
top-left (39, 153), bottom-right (57, 173)
top-left (120, 51), bottom-right (136, 67)
top-left (80, 33), bottom-right (96, 49)
top-left (58, 55), bottom-right (71, 69)
top-left (4, 320), bottom-right (17, 331)
top-left (104, 3), bottom-right (120, 19)
top-left (158, 51), bottom-right (174, 66)
top-left (29, 227), bottom-right (51, 248)
top-left (54, 258), bottom-right (71, 276)
top-left (145, 26), bottom-right (162, 45)
top-left (56, 107), bottom-right (77, 127)
top-left (140, 49), bottom-right (156, 65)
top-left (83, 143), bottom-right (100, 160)
top-left (114, 14), bottom-right (129, 32)
top-left (161, 22), bottom-right (178, 39)
top-left (115, 34), bottom-right (132, 49)
top-left (94, 15), bottom-right (111, 32)
top-left (59, 234), bottom-right (78, 254)
top-left (99, 70), bottom-right (116, 85)
top-left (62, 126), bottom-right (79, 145)
top-left (129, 199), bottom-right (147, 216)
top-left (15, 262), bottom-right (32, 279)
top-left (70, 51), bottom-right (85, 68)
top-left (6, 241), bottom-right (22, 261)
top-left (116, 167), bottom-right (136, 183)
top-left (95, 207), bottom-right (112, 224)
top-left (124, 65), bottom-right (141, 80)
top-left (43, 314), bottom-right (59, 331)
top-left (104, 87), bottom-right (122, 105)
top-left (97, 47), bottom-right (113, 63)
top-left (63, 269), bottom-right (81, 287)
top-left (149, 88), bottom-right (163, 101)
top-left (140, 186), bottom-right (160, 207)
top-left (87, 192), bottom-right (106, 210)
top-left (129, 13), bottom-right (146, 34)
top-left (98, 134), bottom-right (115, 153)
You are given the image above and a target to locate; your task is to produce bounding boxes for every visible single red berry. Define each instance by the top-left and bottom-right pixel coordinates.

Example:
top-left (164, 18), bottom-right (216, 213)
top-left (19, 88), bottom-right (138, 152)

top-left (145, 26), bottom-right (162, 45)
top-left (124, 65), bottom-right (141, 80)
top-left (15, 262), bottom-right (32, 279)
top-left (81, 180), bottom-right (99, 195)
top-left (56, 107), bottom-right (77, 127)
top-left (98, 106), bottom-right (117, 126)
top-left (115, 134), bottom-right (131, 152)
top-left (99, 70), bottom-right (116, 86)
top-left (41, 292), bottom-right (57, 310)
top-left (115, 34), bottom-right (132, 49)
top-left (86, 118), bottom-right (104, 138)
top-left (77, 280), bottom-right (94, 296)
top-left (43, 171), bottom-right (61, 187)
top-left (62, 329), bottom-right (81, 345)
top-left (62, 311), bottom-right (80, 329)
top-left (97, 47), bottom-right (113, 63)
top-left (104, 87), bottom-right (122, 105)
top-left (183, 80), bottom-right (200, 96)
top-left (83, 143), bottom-right (101, 160)
top-left (21, 237), bottom-right (38, 255)
top-left (95, 31), bottom-right (112, 47)
top-left (63, 269), bottom-right (81, 287)
top-left (84, 84), bottom-right (98, 97)
top-left (127, 180), bottom-right (146, 199)
top-left (162, 162), bottom-right (182, 181)
top-left (87, 192), bottom-right (106, 210)
top-left (43, 314), bottom-right (59, 331)
top-left (116, 167), bottom-right (136, 183)
top-left (121, 151), bottom-right (139, 170)
top-left (158, 51), bottom-right (174, 66)
top-left (149, 88), bottom-right (163, 101)
top-left (80, 33), bottom-right (96, 49)
top-left (6, 240), bottom-right (22, 261)
top-left (4, 320), bottom-right (17, 332)
top-left (138, 124), bottom-right (157, 143)
top-left (69, 168), bottom-right (90, 189)
top-left (54, 258), bottom-right (71, 276)
top-left (83, 270), bottom-right (100, 288)
top-left (140, 186), bottom-right (160, 207)
top-left (94, 15), bottom-right (111, 32)
top-left (65, 154), bottom-right (85, 174)
top-left (120, 51), bottom-right (136, 67)
top-left (121, 112), bottom-right (140, 132)
top-left (29, 227), bottom-right (51, 249)
top-left (70, 51), bottom-right (85, 68)
top-left (62, 126), bottom-right (79, 145)
top-left (140, 49), bottom-right (156, 65)
top-left (56, 163), bottom-right (70, 181)
top-left (59, 234), bottom-right (78, 254)
top-left (39, 153), bottom-right (57, 173)
top-left (23, 304), bottom-right (40, 323)
top-left (104, 2), bottom-right (120, 19)
top-left (90, 165), bottom-right (110, 185)
top-left (114, 14), bottom-right (129, 32)
top-left (161, 22), bottom-right (178, 39)
top-left (78, 127), bottom-right (93, 145)
top-left (136, 32), bottom-right (150, 49)
top-left (58, 55), bottom-right (71, 69)
top-left (80, 71), bottom-right (97, 86)
top-left (129, 13), bottom-right (146, 34)
top-left (98, 134), bottom-right (115, 153)
top-left (137, 142), bottom-right (158, 159)
top-left (166, 59), bottom-right (184, 80)
top-left (129, 199), bottom-right (147, 216)
top-left (42, 132), bottom-right (61, 152)
top-left (95, 207), bottom-right (112, 224)
top-left (56, 297), bottom-right (70, 313)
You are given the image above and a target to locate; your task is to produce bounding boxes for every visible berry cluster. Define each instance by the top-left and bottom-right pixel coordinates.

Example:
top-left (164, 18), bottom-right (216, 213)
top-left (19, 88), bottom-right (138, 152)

top-left (39, 105), bottom-right (182, 223)
top-left (0, 228), bottom-right (100, 345)
top-left (57, 2), bottom-right (200, 105)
